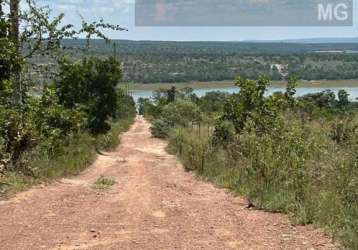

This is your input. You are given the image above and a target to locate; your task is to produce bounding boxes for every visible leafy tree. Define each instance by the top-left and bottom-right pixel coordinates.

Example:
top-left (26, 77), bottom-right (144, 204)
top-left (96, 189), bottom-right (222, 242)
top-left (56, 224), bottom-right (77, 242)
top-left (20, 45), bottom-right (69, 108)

top-left (115, 88), bottom-right (136, 119)
top-left (0, 1), bottom-right (22, 104)
top-left (150, 119), bottom-right (173, 138)
top-left (220, 75), bottom-right (270, 134)
top-left (0, 107), bottom-right (34, 172)
top-left (337, 89), bottom-right (350, 109)
top-left (161, 99), bottom-right (202, 127)
top-left (299, 90), bottom-right (336, 109)
top-left (26, 88), bottom-right (85, 145)
top-left (167, 86), bottom-right (176, 103)
top-left (284, 76), bottom-right (298, 108)
top-left (55, 57), bottom-right (122, 134)
top-left (1, 0), bottom-right (126, 104)
top-left (0, 0), bottom-right (130, 176)
top-left (199, 91), bottom-right (228, 114)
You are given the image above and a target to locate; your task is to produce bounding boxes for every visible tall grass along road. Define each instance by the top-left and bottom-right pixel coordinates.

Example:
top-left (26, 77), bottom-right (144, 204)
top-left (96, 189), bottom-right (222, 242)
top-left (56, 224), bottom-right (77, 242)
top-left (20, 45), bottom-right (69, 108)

top-left (0, 117), bottom-right (337, 249)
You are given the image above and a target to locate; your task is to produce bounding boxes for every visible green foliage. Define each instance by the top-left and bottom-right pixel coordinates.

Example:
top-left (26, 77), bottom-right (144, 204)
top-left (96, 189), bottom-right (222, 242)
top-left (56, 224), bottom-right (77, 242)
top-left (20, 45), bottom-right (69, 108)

top-left (337, 89), bottom-right (350, 109)
top-left (150, 119), bottom-right (173, 139)
top-left (91, 176), bottom-right (116, 190)
top-left (330, 117), bottom-right (358, 144)
top-left (161, 99), bottom-right (202, 127)
top-left (149, 99), bottom-right (202, 138)
top-left (116, 88), bottom-right (136, 119)
top-left (138, 97), bottom-right (161, 118)
top-left (199, 91), bottom-right (228, 114)
top-left (166, 76), bottom-right (358, 248)
top-left (27, 132), bottom-right (96, 179)
top-left (26, 88), bottom-right (85, 146)
top-left (217, 76), bottom-right (280, 138)
top-left (0, 106), bottom-right (35, 172)
top-left (96, 116), bottom-right (135, 151)
top-left (212, 120), bottom-right (235, 145)
top-left (0, 0), bottom-right (134, 198)
top-left (50, 39), bottom-right (358, 84)
top-left (299, 90), bottom-right (336, 109)
top-left (55, 57), bottom-right (122, 134)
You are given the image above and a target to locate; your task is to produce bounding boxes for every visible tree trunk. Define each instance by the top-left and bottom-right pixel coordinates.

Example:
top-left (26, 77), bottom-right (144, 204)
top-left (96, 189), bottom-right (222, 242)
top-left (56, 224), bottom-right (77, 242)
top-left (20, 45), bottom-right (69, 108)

top-left (10, 0), bottom-right (22, 104)
top-left (0, 1), bottom-right (5, 37)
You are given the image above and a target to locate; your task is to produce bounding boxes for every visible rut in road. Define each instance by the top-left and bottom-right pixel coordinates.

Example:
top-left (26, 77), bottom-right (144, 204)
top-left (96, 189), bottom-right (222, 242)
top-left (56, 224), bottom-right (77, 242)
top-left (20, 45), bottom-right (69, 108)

top-left (0, 116), bottom-right (338, 250)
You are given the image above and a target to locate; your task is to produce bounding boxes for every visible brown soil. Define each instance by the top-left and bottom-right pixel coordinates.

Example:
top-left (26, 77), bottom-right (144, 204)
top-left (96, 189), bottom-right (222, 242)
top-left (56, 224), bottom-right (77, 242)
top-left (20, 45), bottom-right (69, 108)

top-left (0, 117), bottom-right (338, 250)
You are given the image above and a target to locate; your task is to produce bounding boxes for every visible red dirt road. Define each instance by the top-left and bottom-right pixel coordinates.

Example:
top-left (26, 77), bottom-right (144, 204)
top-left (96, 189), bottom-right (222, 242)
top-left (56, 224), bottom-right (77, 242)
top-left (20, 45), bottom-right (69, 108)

top-left (0, 117), bottom-right (338, 249)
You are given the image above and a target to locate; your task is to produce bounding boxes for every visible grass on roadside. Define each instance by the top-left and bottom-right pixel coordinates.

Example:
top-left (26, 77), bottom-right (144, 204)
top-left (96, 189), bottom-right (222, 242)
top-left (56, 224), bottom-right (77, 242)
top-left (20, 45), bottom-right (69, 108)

top-left (0, 116), bottom-right (134, 199)
top-left (167, 117), bottom-right (358, 249)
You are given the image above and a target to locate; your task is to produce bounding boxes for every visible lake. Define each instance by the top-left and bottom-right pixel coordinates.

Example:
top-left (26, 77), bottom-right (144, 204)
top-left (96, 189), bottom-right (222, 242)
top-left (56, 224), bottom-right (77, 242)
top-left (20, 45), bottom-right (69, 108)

top-left (131, 86), bottom-right (358, 102)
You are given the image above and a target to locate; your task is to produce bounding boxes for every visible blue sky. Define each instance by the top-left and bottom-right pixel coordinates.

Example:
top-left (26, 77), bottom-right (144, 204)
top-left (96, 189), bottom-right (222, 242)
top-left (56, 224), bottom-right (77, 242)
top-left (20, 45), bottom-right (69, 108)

top-left (38, 0), bottom-right (358, 41)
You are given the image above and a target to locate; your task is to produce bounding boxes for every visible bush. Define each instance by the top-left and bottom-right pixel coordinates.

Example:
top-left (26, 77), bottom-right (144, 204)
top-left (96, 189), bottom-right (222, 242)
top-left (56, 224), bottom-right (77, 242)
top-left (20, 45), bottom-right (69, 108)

top-left (150, 119), bottom-right (173, 138)
top-left (55, 57), bottom-right (122, 134)
top-left (26, 88), bottom-right (85, 148)
top-left (116, 89), bottom-right (136, 119)
top-left (169, 115), bottom-right (358, 248)
top-left (0, 55), bottom-right (136, 197)
top-left (96, 116), bottom-right (135, 151)
top-left (0, 107), bottom-right (35, 172)
top-left (212, 120), bottom-right (235, 145)
top-left (161, 99), bottom-right (202, 127)
top-left (166, 76), bottom-right (358, 248)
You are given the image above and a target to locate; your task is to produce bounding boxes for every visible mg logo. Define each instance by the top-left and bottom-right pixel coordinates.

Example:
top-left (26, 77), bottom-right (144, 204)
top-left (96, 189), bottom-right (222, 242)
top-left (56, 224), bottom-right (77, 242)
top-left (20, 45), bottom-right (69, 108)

top-left (136, 0), bottom-right (353, 26)
top-left (318, 3), bottom-right (349, 21)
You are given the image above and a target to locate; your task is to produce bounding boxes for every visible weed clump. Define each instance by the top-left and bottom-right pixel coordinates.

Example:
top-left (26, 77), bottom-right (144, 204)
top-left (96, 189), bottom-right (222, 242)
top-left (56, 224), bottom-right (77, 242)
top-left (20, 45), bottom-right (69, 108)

top-left (91, 176), bottom-right (117, 190)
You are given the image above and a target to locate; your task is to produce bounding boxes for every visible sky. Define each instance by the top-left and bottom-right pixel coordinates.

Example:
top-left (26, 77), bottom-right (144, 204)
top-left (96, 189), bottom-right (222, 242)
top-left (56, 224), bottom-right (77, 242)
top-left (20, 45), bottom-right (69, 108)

top-left (37, 0), bottom-right (358, 41)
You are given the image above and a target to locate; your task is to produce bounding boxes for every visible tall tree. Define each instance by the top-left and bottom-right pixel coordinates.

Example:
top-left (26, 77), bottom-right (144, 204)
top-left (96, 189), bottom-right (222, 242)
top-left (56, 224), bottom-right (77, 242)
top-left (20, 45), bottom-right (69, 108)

top-left (1, 0), bottom-right (126, 105)
top-left (10, 0), bottom-right (21, 104)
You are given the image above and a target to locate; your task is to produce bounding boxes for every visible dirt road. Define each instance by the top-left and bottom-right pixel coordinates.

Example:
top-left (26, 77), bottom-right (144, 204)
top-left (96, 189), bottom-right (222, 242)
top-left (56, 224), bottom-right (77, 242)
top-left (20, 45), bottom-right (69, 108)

top-left (0, 117), bottom-right (337, 249)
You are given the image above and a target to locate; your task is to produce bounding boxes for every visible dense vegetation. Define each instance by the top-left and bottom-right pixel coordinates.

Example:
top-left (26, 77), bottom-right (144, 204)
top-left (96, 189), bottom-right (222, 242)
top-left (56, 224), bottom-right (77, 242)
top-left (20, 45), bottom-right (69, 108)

top-left (0, 1), bottom-right (135, 196)
top-left (141, 79), bottom-right (358, 249)
top-left (46, 39), bottom-right (358, 83)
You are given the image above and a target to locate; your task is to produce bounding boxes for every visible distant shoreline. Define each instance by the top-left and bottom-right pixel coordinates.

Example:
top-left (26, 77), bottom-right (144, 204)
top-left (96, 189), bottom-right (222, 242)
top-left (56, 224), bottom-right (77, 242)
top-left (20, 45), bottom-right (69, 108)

top-left (120, 80), bottom-right (358, 91)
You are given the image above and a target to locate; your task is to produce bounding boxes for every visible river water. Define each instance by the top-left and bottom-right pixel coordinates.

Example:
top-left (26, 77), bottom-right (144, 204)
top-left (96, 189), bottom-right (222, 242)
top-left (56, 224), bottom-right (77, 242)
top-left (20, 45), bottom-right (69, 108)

top-left (132, 86), bottom-right (358, 102)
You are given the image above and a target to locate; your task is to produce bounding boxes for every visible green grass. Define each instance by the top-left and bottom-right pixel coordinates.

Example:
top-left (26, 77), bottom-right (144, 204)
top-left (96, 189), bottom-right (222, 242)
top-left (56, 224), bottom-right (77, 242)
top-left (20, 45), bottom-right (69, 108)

top-left (0, 116), bottom-right (134, 199)
top-left (96, 116), bottom-right (135, 151)
top-left (0, 173), bottom-right (35, 198)
top-left (168, 115), bottom-right (358, 249)
top-left (91, 176), bottom-right (116, 190)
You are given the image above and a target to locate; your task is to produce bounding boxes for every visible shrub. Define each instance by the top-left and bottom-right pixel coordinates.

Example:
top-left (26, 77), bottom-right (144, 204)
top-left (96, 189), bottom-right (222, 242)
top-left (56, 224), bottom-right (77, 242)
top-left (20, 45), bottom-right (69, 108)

top-left (138, 97), bottom-right (161, 118)
top-left (161, 99), bottom-right (202, 127)
top-left (26, 88), bottom-right (85, 148)
top-left (169, 115), bottom-right (358, 248)
top-left (150, 119), bottom-right (173, 138)
top-left (212, 120), bottom-right (235, 145)
top-left (96, 116), bottom-right (135, 151)
top-left (0, 107), bottom-right (35, 172)
top-left (116, 89), bottom-right (136, 119)
top-left (55, 57), bottom-right (122, 134)
top-left (167, 76), bottom-right (358, 248)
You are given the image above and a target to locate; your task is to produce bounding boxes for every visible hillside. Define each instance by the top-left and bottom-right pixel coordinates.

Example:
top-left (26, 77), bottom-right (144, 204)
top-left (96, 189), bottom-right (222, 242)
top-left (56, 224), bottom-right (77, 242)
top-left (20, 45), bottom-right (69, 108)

top-left (52, 39), bottom-right (358, 84)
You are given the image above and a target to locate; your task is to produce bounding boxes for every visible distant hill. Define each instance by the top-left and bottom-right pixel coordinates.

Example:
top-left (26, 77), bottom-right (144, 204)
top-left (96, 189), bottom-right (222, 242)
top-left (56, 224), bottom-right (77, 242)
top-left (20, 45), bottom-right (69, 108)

top-left (39, 39), bottom-right (358, 83)
top-left (245, 37), bottom-right (358, 44)
top-left (62, 39), bottom-right (358, 55)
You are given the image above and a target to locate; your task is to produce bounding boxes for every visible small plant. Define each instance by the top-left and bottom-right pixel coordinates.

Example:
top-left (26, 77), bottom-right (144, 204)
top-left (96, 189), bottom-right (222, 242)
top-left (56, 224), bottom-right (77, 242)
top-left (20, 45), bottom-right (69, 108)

top-left (150, 119), bottom-right (173, 138)
top-left (91, 176), bottom-right (116, 190)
